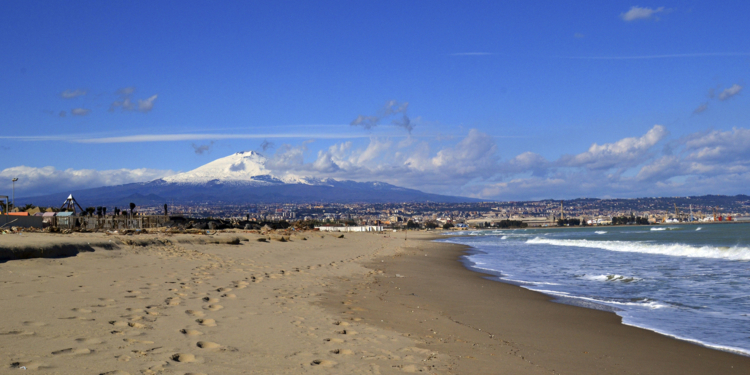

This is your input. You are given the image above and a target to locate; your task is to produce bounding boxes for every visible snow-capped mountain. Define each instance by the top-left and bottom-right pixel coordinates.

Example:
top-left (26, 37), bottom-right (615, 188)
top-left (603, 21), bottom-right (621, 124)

top-left (21, 151), bottom-right (478, 205)
top-left (162, 151), bottom-right (314, 185)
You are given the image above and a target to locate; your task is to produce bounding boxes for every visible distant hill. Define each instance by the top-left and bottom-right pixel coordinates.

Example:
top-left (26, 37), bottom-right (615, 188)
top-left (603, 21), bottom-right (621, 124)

top-left (18, 151), bottom-right (479, 206)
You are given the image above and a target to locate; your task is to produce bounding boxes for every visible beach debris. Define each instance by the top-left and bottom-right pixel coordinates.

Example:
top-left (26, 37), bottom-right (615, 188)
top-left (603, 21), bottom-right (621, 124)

top-left (395, 274), bottom-right (405, 278)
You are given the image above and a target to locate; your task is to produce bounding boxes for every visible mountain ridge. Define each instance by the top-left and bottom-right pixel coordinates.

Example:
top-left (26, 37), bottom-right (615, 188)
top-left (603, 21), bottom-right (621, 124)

top-left (18, 151), bottom-right (479, 206)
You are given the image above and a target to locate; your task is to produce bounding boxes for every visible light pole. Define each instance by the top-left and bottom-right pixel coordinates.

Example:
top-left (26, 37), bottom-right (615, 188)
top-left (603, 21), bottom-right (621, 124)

top-left (11, 178), bottom-right (18, 211)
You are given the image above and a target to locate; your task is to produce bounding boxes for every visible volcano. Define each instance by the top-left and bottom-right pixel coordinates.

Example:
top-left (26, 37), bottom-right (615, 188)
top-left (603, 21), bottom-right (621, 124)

top-left (20, 151), bottom-right (477, 206)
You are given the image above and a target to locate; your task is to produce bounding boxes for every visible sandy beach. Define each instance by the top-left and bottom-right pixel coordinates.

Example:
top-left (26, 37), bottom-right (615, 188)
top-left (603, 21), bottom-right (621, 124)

top-left (1, 230), bottom-right (749, 374)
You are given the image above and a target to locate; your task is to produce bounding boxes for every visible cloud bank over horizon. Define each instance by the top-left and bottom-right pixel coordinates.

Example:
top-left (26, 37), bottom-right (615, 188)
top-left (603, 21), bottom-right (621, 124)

top-left (6, 124), bottom-right (748, 201)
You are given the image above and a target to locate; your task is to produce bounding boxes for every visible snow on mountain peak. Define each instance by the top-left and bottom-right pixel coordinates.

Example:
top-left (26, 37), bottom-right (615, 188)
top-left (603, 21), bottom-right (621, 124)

top-left (162, 151), bottom-right (310, 185)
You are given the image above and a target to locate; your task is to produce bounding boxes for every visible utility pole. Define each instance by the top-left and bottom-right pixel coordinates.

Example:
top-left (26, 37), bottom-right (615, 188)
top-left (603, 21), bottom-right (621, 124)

top-left (11, 178), bottom-right (18, 210)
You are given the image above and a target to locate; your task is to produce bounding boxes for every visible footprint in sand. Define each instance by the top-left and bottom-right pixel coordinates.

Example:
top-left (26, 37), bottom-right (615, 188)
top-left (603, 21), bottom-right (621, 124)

top-left (75, 338), bottom-right (103, 345)
top-left (324, 338), bottom-right (345, 343)
top-left (310, 359), bottom-right (337, 367)
top-left (196, 341), bottom-right (221, 350)
top-left (185, 310), bottom-right (205, 317)
top-left (100, 370), bottom-right (130, 375)
top-left (52, 347), bottom-right (92, 355)
top-left (0, 330), bottom-right (34, 336)
top-left (171, 353), bottom-right (197, 362)
top-left (330, 349), bottom-right (354, 355)
top-left (220, 293), bottom-right (236, 299)
top-left (203, 304), bottom-right (223, 311)
top-left (123, 338), bottom-right (155, 344)
top-left (216, 287), bottom-right (232, 292)
top-left (202, 297), bottom-right (219, 303)
top-left (23, 321), bottom-right (46, 327)
top-left (10, 361), bottom-right (47, 370)
top-left (180, 329), bottom-right (203, 336)
top-left (72, 308), bottom-right (92, 313)
top-left (196, 318), bottom-right (217, 327)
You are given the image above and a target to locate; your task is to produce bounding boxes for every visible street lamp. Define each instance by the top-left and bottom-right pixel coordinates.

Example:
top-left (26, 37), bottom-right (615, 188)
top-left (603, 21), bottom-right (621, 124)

top-left (11, 178), bottom-right (18, 210)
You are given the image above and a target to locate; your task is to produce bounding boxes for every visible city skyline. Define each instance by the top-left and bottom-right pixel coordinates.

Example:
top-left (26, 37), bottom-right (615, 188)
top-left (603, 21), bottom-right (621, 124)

top-left (1, 1), bottom-right (749, 201)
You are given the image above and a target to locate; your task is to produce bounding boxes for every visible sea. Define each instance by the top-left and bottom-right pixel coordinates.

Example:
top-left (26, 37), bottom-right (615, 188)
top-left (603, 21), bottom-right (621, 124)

top-left (439, 223), bottom-right (750, 356)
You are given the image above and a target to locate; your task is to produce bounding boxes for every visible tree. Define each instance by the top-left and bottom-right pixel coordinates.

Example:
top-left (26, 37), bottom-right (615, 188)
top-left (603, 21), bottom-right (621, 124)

top-left (442, 223), bottom-right (454, 230)
top-left (164, 203), bottom-right (168, 216)
top-left (129, 202), bottom-right (136, 217)
top-left (86, 207), bottom-right (96, 217)
top-left (102, 207), bottom-right (107, 217)
top-left (424, 221), bottom-right (439, 229)
top-left (114, 207), bottom-right (120, 216)
top-left (406, 220), bottom-right (420, 229)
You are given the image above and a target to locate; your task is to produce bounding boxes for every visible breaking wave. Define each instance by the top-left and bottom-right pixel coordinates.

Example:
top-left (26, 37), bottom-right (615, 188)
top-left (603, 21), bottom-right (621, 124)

top-left (526, 238), bottom-right (750, 261)
top-left (595, 231), bottom-right (607, 234)
top-left (582, 274), bottom-right (642, 283)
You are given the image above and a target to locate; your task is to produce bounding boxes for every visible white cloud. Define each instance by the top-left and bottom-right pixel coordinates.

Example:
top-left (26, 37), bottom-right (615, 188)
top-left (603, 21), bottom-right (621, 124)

top-left (0, 166), bottom-right (176, 198)
top-left (693, 103), bottom-right (708, 114)
top-left (558, 125), bottom-right (668, 170)
top-left (0, 132), bottom-right (374, 143)
top-left (71, 108), bottom-right (91, 116)
top-left (109, 87), bottom-right (157, 113)
top-left (718, 84), bottom-right (742, 100)
top-left (351, 100), bottom-right (413, 133)
top-left (264, 129), bottom-right (500, 196)
top-left (620, 6), bottom-right (665, 21)
top-left (138, 95), bottom-right (157, 113)
top-left (60, 89), bottom-right (87, 99)
top-left (6, 124), bottom-right (750, 201)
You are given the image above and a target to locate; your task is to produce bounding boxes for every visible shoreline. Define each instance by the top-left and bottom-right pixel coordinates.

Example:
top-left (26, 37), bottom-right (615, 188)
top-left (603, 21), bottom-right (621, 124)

top-left (321, 232), bottom-right (750, 374)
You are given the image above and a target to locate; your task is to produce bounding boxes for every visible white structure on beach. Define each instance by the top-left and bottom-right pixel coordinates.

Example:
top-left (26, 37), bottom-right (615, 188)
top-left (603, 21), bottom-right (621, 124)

top-left (315, 225), bottom-right (383, 232)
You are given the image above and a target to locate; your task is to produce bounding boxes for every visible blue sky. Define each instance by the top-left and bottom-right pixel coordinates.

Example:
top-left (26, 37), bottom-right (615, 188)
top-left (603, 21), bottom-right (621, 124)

top-left (1, 1), bottom-right (749, 200)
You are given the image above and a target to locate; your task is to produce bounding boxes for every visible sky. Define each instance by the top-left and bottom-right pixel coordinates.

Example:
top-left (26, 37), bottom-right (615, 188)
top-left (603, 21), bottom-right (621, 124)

top-left (1, 1), bottom-right (749, 201)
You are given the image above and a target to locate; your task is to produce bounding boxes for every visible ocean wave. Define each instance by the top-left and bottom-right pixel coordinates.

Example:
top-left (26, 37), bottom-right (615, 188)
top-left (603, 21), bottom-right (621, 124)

top-left (500, 236), bottom-right (508, 240)
top-left (526, 238), bottom-right (750, 261)
top-left (526, 288), bottom-right (668, 309)
top-left (595, 231), bottom-right (607, 234)
top-left (619, 322), bottom-right (750, 357)
top-left (696, 227), bottom-right (702, 231)
top-left (651, 227), bottom-right (680, 231)
top-left (500, 278), bottom-right (561, 286)
top-left (582, 274), bottom-right (642, 283)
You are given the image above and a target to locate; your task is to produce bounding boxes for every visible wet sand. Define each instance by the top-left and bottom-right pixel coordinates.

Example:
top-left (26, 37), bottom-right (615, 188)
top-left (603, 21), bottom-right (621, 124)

top-left (320, 233), bottom-right (750, 374)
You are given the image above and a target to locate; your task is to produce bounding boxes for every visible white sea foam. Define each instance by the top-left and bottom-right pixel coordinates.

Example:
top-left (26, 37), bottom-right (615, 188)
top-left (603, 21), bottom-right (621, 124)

top-left (651, 227), bottom-right (680, 231)
top-left (501, 278), bottom-right (561, 286)
top-left (696, 227), bottom-right (702, 231)
top-left (582, 274), bottom-right (642, 283)
top-left (526, 237), bottom-right (750, 261)
top-left (619, 322), bottom-right (750, 357)
top-left (595, 231), bottom-right (607, 234)
top-left (526, 288), bottom-right (668, 309)
top-left (500, 235), bottom-right (508, 239)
